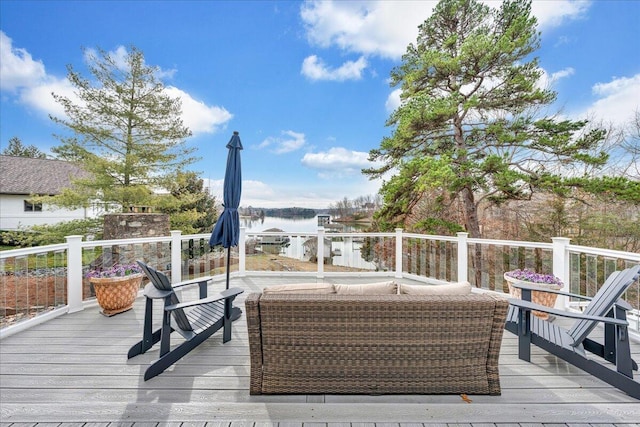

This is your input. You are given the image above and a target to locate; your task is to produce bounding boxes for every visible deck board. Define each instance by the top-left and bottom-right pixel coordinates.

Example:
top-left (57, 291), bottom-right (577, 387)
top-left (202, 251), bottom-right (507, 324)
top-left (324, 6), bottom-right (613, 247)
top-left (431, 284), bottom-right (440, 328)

top-left (1, 275), bottom-right (640, 425)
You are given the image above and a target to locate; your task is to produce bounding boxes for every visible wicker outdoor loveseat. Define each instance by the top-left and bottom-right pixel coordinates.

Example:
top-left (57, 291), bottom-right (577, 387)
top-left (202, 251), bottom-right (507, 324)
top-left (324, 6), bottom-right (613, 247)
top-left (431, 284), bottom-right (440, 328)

top-left (245, 281), bottom-right (509, 395)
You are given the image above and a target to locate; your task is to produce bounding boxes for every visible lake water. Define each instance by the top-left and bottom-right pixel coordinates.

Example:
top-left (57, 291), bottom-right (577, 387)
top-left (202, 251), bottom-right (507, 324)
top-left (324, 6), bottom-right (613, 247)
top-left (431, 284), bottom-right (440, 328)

top-left (240, 215), bottom-right (376, 270)
top-left (240, 215), bottom-right (367, 233)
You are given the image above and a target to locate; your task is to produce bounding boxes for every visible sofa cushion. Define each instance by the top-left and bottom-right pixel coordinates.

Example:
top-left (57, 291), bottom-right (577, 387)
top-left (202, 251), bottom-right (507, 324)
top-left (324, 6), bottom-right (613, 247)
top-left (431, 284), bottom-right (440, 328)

top-left (263, 283), bottom-right (335, 294)
top-left (400, 281), bottom-right (471, 295)
top-left (334, 281), bottom-right (398, 295)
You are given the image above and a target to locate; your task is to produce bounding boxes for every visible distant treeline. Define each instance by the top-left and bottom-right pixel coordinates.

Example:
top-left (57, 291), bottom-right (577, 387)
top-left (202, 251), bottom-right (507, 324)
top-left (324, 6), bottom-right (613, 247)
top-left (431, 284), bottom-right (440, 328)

top-left (239, 206), bottom-right (317, 218)
top-left (262, 207), bottom-right (317, 218)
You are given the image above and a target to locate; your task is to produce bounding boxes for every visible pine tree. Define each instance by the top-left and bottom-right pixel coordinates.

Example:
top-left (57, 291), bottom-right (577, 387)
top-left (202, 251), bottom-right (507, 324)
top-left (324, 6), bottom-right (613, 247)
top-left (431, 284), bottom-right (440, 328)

top-left (2, 136), bottom-right (47, 158)
top-left (49, 46), bottom-right (196, 211)
top-left (365, 0), bottom-right (636, 237)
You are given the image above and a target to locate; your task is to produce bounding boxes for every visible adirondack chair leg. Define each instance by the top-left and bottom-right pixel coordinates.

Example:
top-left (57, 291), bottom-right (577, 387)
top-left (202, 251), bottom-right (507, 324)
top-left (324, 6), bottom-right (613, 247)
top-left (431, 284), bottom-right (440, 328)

top-left (517, 308), bottom-right (532, 362)
top-left (582, 307), bottom-right (638, 371)
top-left (614, 318), bottom-right (634, 378)
top-left (198, 280), bottom-right (207, 299)
top-left (223, 298), bottom-right (232, 343)
top-left (159, 307), bottom-right (172, 357)
top-left (128, 296), bottom-right (162, 358)
top-left (614, 306), bottom-right (638, 372)
top-left (517, 288), bottom-right (532, 362)
top-left (604, 309), bottom-right (617, 363)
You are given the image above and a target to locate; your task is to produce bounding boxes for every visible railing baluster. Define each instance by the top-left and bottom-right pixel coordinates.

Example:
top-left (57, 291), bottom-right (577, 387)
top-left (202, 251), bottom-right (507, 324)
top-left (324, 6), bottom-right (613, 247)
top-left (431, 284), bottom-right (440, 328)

top-left (2, 231), bottom-right (639, 335)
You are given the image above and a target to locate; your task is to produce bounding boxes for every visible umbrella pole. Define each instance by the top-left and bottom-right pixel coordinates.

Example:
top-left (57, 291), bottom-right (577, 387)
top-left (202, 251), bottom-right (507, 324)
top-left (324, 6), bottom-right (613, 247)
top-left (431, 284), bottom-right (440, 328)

top-left (225, 247), bottom-right (242, 321)
top-left (226, 248), bottom-right (231, 290)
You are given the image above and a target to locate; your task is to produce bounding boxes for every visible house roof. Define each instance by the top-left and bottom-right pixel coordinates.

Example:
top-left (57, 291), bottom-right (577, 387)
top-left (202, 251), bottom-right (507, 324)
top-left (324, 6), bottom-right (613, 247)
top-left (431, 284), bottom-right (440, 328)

top-left (0, 156), bottom-right (89, 196)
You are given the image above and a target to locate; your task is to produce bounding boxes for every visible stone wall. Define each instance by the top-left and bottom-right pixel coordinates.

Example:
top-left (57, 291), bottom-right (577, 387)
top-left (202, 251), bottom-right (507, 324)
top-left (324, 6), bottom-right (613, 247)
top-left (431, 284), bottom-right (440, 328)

top-left (103, 213), bottom-right (170, 240)
top-left (94, 213), bottom-right (172, 271)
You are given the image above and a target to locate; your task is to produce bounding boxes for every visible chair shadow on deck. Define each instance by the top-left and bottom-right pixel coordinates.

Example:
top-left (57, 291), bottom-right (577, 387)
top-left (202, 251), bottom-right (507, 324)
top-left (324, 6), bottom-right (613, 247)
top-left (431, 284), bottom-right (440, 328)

top-left (505, 264), bottom-right (640, 399)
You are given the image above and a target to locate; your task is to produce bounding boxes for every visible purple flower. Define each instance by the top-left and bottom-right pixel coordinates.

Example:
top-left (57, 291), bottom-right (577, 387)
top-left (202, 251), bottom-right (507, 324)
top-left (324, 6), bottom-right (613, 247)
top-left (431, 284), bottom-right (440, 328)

top-left (505, 268), bottom-right (562, 286)
top-left (85, 263), bottom-right (143, 279)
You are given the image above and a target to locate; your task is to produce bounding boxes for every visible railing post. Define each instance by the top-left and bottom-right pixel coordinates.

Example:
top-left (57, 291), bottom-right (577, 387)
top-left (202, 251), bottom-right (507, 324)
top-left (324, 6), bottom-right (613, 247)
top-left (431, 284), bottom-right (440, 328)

top-left (552, 237), bottom-right (571, 309)
top-left (457, 232), bottom-right (469, 283)
top-left (317, 227), bottom-right (325, 279)
top-left (65, 235), bottom-right (84, 313)
top-left (238, 227), bottom-right (246, 276)
top-left (170, 230), bottom-right (182, 284)
top-left (395, 228), bottom-right (403, 278)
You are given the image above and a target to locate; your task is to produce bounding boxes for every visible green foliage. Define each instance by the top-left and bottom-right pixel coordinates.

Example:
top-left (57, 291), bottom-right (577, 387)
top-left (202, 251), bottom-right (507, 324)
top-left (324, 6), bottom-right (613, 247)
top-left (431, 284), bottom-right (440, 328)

top-left (1, 136), bottom-right (47, 158)
top-left (366, 0), bottom-right (632, 238)
top-left (155, 171), bottom-right (217, 234)
top-left (1, 218), bottom-right (104, 248)
top-left (48, 46), bottom-right (196, 212)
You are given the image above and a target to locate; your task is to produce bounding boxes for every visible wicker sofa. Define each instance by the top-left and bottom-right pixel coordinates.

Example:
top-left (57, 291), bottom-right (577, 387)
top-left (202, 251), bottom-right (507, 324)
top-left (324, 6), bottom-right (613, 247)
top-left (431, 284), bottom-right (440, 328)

top-left (245, 282), bottom-right (508, 395)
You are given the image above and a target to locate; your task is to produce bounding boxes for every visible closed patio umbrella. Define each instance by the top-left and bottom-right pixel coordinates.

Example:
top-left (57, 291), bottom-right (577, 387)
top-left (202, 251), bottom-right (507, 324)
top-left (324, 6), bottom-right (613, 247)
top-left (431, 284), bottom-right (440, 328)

top-left (209, 131), bottom-right (243, 319)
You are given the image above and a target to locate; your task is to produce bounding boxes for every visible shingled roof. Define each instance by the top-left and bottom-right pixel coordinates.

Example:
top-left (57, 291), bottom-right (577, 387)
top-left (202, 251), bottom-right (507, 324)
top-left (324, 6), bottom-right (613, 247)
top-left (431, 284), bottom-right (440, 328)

top-left (0, 156), bottom-right (89, 195)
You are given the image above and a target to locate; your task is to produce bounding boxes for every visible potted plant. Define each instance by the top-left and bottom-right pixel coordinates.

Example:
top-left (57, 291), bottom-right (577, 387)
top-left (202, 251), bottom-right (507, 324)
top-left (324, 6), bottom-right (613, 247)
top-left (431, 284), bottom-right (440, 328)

top-left (86, 263), bottom-right (144, 316)
top-left (504, 269), bottom-right (563, 319)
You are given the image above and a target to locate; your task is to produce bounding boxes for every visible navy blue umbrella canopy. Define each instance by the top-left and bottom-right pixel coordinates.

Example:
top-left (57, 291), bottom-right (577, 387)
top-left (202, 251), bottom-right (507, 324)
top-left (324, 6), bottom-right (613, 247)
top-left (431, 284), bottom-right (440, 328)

top-left (210, 131), bottom-right (243, 249)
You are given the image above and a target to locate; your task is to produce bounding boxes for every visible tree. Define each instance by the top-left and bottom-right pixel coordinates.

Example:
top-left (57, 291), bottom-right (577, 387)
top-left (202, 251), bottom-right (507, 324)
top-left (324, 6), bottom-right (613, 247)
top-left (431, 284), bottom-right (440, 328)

top-left (1, 218), bottom-right (103, 247)
top-left (49, 46), bottom-right (196, 211)
top-left (155, 171), bottom-right (217, 234)
top-left (365, 0), bottom-right (632, 238)
top-left (2, 136), bottom-right (47, 158)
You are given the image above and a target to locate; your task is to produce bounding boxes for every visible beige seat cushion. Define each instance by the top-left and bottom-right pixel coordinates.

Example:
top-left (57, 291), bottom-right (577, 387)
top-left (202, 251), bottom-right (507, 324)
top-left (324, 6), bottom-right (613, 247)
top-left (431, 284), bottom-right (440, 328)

top-left (400, 281), bottom-right (472, 295)
top-left (263, 283), bottom-right (335, 294)
top-left (334, 281), bottom-right (398, 295)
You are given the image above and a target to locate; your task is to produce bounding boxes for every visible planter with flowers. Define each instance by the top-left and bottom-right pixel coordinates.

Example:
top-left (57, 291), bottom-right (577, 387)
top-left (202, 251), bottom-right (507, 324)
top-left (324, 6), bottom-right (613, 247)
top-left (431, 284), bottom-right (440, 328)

top-left (504, 269), bottom-right (563, 320)
top-left (86, 263), bottom-right (143, 317)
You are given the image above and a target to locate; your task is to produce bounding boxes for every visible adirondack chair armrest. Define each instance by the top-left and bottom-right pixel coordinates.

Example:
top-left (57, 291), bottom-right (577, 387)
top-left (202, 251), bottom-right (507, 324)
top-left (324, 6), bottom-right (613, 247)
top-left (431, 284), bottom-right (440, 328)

top-left (510, 282), bottom-right (594, 301)
top-left (143, 283), bottom-right (174, 299)
top-left (508, 298), bottom-right (629, 326)
top-left (165, 287), bottom-right (244, 311)
top-left (171, 276), bottom-right (214, 289)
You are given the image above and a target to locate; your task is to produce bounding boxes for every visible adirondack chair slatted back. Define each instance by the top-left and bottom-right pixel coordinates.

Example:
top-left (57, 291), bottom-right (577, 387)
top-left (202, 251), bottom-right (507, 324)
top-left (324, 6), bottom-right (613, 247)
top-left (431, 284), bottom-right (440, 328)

top-left (137, 261), bottom-right (193, 332)
top-left (568, 265), bottom-right (640, 345)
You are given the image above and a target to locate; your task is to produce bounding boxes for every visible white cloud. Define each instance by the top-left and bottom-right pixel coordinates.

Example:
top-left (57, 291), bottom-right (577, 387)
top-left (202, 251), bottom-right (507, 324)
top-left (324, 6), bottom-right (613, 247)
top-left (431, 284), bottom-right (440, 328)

top-left (301, 55), bottom-right (367, 81)
top-left (385, 88), bottom-right (402, 113)
top-left (580, 74), bottom-right (640, 126)
top-left (531, 0), bottom-right (591, 30)
top-left (300, 0), bottom-right (592, 61)
top-left (258, 130), bottom-right (306, 154)
top-left (0, 36), bottom-right (231, 134)
top-left (164, 86), bottom-right (232, 135)
top-left (537, 67), bottom-right (575, 90)
top-left (20, 77), bottom-right (78, 120)
top-left (0, 31), bottom-right (47, 92)
top-left (301, 1), bottom-right (435, 60)
top-left (301, 147), bottom-right (380, 178)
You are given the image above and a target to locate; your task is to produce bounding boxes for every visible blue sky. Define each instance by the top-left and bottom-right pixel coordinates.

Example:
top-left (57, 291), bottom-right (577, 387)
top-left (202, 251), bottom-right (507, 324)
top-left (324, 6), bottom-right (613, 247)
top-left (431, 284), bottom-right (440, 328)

top-left (1, 0), bottom-right (639, 209)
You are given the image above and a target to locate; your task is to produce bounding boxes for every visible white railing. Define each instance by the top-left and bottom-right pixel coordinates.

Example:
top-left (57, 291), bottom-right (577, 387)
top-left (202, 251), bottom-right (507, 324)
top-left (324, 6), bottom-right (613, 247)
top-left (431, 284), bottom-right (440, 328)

top-left (1, 228), bottom-right (639, 338)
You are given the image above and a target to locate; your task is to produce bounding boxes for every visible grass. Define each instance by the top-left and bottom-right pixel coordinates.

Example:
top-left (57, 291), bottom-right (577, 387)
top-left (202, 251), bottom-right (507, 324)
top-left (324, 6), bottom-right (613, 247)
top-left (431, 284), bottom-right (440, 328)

top-left (207, 253), bottom-right (369, 275)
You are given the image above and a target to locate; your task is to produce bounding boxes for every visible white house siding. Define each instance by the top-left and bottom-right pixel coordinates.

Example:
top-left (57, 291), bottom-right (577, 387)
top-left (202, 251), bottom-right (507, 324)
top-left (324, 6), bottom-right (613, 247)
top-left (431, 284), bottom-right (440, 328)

top-left (0, 194), bottom-right (89, 230)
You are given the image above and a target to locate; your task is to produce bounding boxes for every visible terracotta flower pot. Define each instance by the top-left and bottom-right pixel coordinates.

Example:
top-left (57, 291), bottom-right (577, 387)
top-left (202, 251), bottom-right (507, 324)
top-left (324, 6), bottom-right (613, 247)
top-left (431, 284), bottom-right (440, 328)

top-left (504, 273), bottom-right (561, 320)
top-left (90, 274), bottom-right (143, 317)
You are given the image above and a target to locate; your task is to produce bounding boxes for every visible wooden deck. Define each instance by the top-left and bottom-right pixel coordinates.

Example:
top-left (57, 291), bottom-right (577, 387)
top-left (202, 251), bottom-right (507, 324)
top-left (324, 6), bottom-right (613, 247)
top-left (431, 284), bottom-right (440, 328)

top-left (1, 275), bottom-right (640, 426)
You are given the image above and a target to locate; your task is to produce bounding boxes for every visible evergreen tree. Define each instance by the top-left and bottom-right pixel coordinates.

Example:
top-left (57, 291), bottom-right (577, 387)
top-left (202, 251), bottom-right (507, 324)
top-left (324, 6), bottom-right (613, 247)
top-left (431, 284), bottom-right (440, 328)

top-left (2, 136), bottom-right (47, 158)
top-left (365, 0), bottom-right (635, 237)
top-left (49, 46), bottom-right (196, 211)
top-left (156, 171), bottom-right (218, 234)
